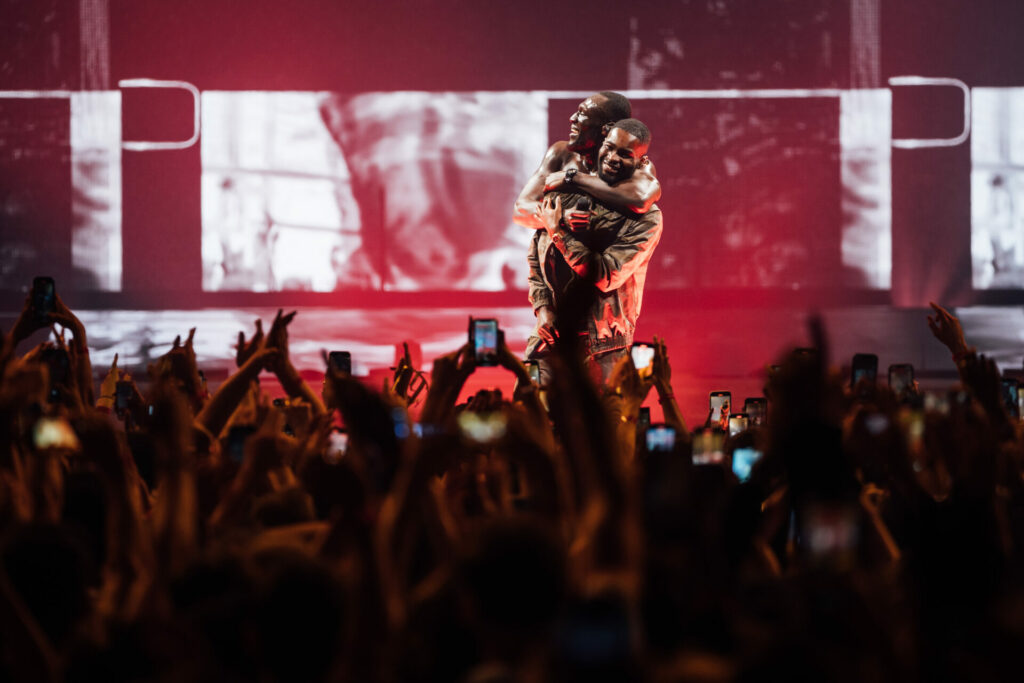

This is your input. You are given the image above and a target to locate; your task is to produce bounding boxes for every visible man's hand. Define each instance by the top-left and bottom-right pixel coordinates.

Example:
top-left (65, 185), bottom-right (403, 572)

top-left (564, 204), bottom-right (591, 232)
top-left (538, 194), bottom-right (563, 237)
top-left (235, 319), bottom-right (264, 368)
top-left (651, 335), bottom-right (672, 394)
top-left (536, 306), bottom-right (558, 347)
top-left (264, 309), bottom-right (297, 372)
top-left (927, 302), bottom-right (969, 356)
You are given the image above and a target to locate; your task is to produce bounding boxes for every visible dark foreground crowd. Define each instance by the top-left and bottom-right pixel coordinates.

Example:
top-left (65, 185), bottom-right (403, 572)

top-left (3, 284), bottom-right (1024, 683)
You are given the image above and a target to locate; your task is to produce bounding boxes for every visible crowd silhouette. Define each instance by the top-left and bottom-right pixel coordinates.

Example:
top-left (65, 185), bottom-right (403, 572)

top-left (2, 280), bottom-right (1024, 682)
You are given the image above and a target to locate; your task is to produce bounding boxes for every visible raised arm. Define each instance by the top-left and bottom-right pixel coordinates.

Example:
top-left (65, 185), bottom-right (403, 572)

top-left (513, 141), bottom-right (570, 229)
top-left (545, 160), bottom-right (661, 215)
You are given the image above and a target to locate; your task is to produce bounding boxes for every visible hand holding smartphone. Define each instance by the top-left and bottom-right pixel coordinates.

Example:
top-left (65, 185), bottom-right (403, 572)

top-left (31, 276), bottom-right (56, 323)
top-left (851, 353), bottom-right (878, 389)
top-left (328, 351), bottom-right (352, 374)
top-left (630, 342), bottom-right (655, 378)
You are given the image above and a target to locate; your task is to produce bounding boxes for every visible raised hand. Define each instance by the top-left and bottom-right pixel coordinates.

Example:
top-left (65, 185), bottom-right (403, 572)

top-left (235, 319), bottom-right (264, 368)
top-left (98, 353), bottom-right (120, 404)
top-left (927, 302), bottom-right (969, 356)
top-left (651, 335), bottom-right (672, 394)
top-left (265, 309), bottom-right (297, 356)
top-left (607, 351), bottom-right (653, 410)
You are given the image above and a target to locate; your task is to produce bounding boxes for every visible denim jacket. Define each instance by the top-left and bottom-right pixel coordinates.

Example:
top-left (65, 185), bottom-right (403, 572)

top-left (525, 192), bottom-right (663, 358)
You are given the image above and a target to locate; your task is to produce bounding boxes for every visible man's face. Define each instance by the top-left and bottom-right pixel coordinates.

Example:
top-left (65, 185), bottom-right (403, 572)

top-left (597, 128), bottom-right (648, 184)
top-left (567, 95), bottom-right (608, 152)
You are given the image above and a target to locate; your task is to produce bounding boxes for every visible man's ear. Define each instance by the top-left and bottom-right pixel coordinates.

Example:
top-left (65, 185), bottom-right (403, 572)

top-left (601, 122), bottom-right (613, 136)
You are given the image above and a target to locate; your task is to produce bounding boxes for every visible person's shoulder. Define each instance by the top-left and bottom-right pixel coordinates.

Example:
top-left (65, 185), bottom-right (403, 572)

top-left (542, 141), bottom-right (574, 167)
top-left (627, 203), bottom-right (662, 227)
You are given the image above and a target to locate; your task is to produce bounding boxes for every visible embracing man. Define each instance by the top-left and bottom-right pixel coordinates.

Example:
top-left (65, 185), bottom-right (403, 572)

top-left (514, 91), bottom-right (661, 228)
top-left (523, 117), bottom-right (663, 385)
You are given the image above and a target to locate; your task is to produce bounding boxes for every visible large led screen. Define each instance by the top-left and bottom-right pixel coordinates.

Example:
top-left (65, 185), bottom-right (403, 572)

top-left (972, 88), bottom-right (1024, 289)
top-left (201, 89), bottom-right (892, 292)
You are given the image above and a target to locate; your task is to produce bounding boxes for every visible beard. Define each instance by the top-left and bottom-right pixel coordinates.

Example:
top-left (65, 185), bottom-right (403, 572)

top-left (598, 155), bottom-right (625, 184)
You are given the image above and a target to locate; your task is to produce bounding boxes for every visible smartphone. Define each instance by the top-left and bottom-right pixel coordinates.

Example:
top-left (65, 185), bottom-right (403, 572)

top-left (1001, 378), bottom-right (1020, 418)
top-left (324, 427), bottom-right (348, 464)
top-left (457, 411), bottom-right (507, 443)
top-left (39, 347), bottom-right (70, 401)
top-left (851, 353), bottom-right (878, 388)
top-left (888, 363), bottom-right (915, 396)
top-left (391, 406), bottom-right (411, 439)
top-left (524, 359), bottom-right (541, 385)
top-left (744, 397), bottom-right (767, 426)
top-left (328, 351), bottom-right (352, 374)
top-left (728, 413), bottom-right (749, 437)
top-left (469, 318), bottom-right (500, 367)
top-left (33, 416), bottom-right (80, 450)
top-left (630, 342), bottom-right (655, 378)
top-left (731, 447), bottom-right (763, 482)
top-left (804, 503), bottom-right (860, 561)
top-left (645, 423), bottom-right (676, 452)
top-left (226, 424), bottom-right (257, 464)
top-left (709, 391), bottom-right (731, 422)
top-left (864, 412), bottom-right (889, 435)
top-left (31, 276), bottom-right (56, 321)
top-left (638, 406), bottom-right (651, 432)
top-left (693, 428), bottom-right (725, 465)
top-left (115, 380), bottom-right (133, 411)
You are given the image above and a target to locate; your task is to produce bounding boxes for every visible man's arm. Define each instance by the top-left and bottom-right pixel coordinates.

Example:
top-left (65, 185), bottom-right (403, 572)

top-left (527, 231), bottom-right (553, 312)
top-left (514, 142), bottom-right (571, 229)
top-left (539, 196), bottom-right (663, 293)
top-left (545, 161), bottom-right (661, 215)
top-left (527, 232), bottom-right (558, 346)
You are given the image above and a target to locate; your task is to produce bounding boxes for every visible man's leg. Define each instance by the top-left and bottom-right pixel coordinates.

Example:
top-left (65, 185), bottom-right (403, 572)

top-left (588, 347), bottom-right (628, 389)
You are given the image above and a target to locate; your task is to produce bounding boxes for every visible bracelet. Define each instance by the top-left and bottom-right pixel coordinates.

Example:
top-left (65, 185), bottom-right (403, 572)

top-left (658, 393), bottom-right (675, 401)
top-left (564, 168), bottom-right (577, 185)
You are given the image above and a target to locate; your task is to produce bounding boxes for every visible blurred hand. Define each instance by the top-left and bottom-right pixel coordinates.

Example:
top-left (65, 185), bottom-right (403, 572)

top-left (264, 309), bottom-right (297, 371)
top-left (607, 351), bottom-right (653, 409)
top-left (651, 335), bottom-right (672, 394)
top-left (49, 293), bottom-right (80, 331)
top-left (235, 319), bottom-right (264, 368)
top-left (927, 302), bottom-right (969, 356)
top-left (536, 305), bottom-right (558, 347)
top-left (98, 353), bottom-right (120, 404)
